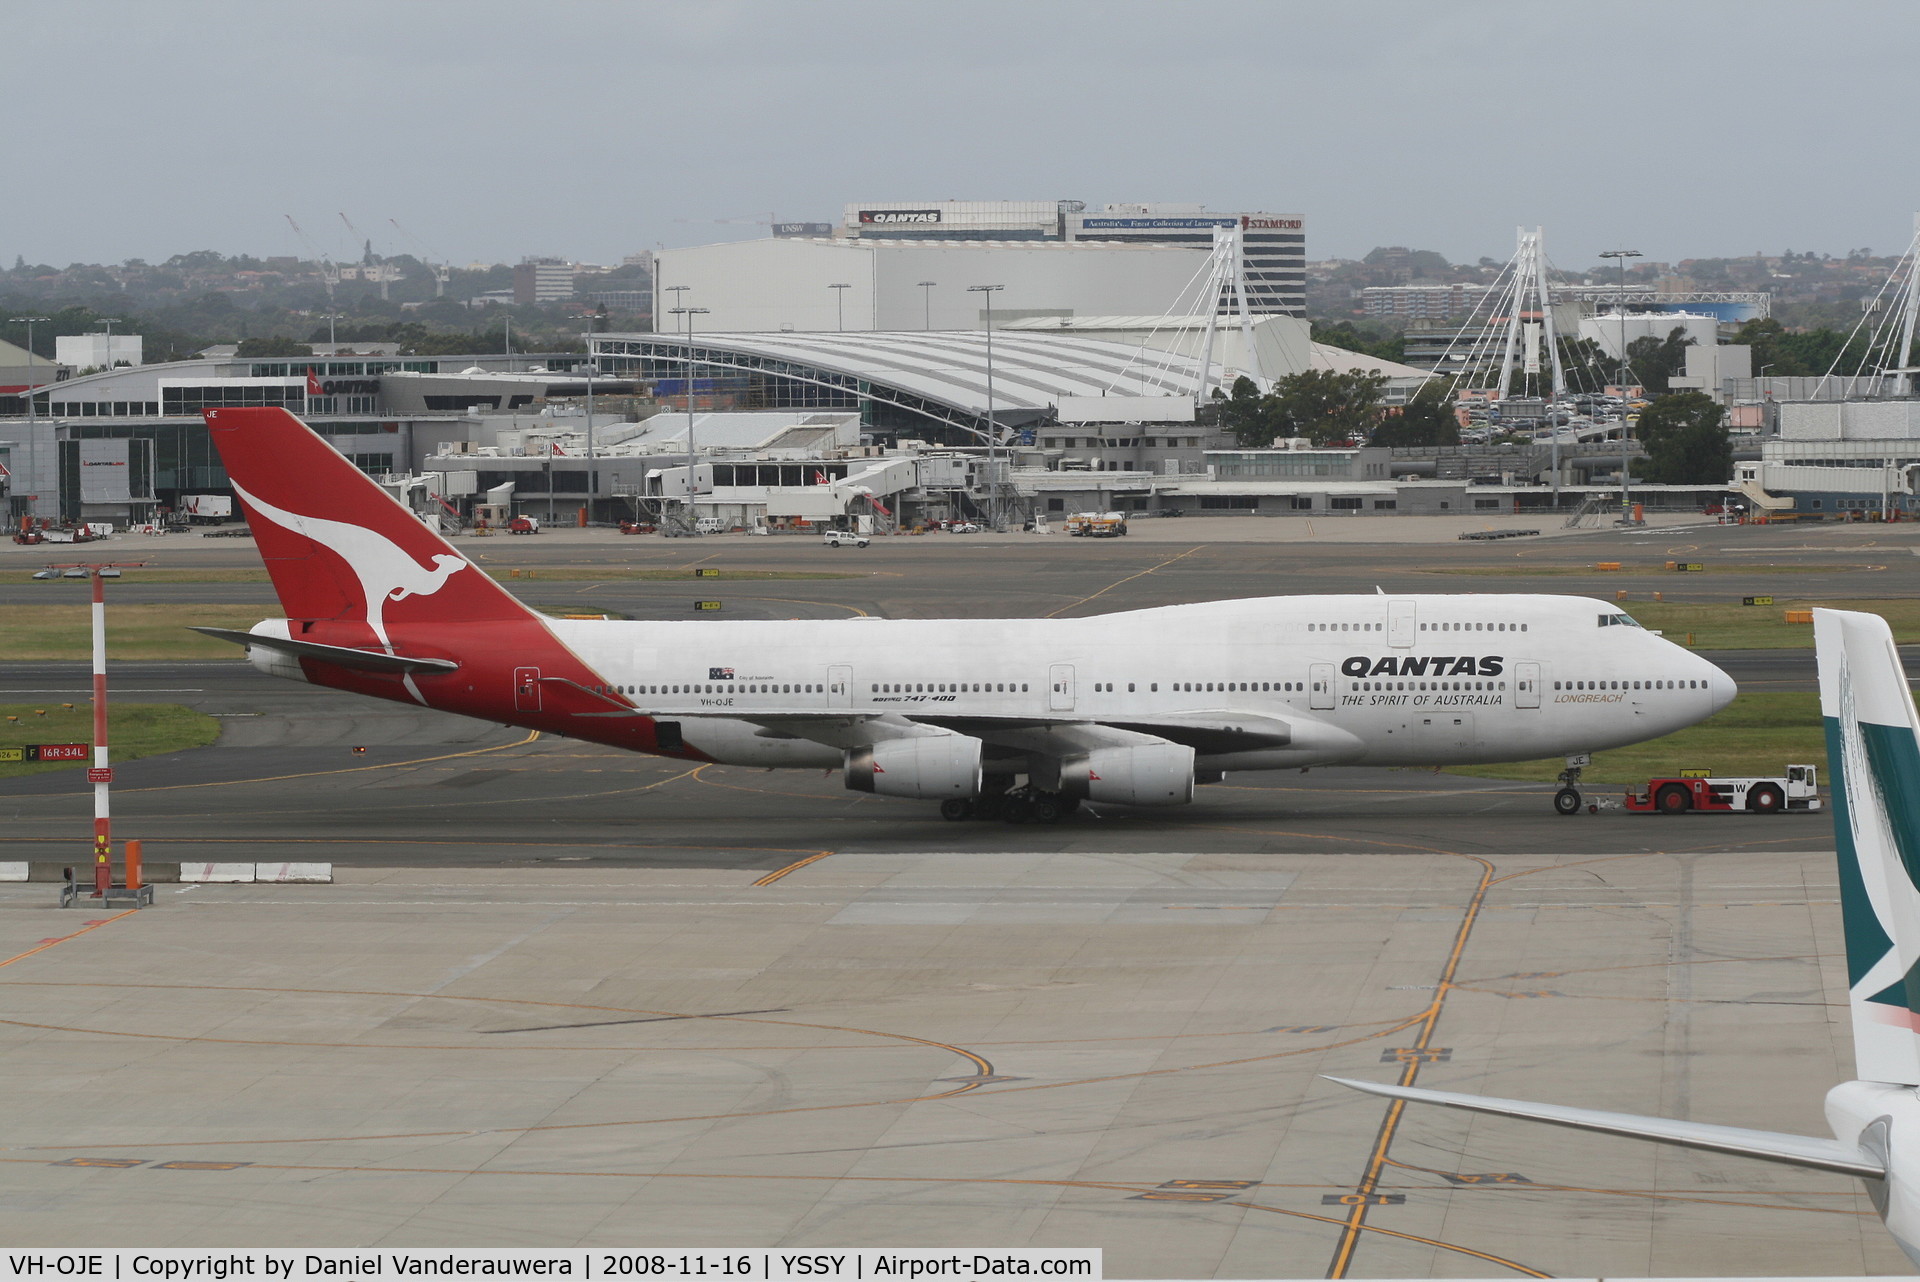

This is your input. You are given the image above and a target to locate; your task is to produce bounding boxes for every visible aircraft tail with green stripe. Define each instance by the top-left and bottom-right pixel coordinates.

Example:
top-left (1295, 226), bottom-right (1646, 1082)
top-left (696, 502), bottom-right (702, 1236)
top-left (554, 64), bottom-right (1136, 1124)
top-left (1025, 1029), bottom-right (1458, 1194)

top-left (1821, 606), bottom-right (1920, 1085)
top-left (1326, 607), bottom-right (1920, 1266)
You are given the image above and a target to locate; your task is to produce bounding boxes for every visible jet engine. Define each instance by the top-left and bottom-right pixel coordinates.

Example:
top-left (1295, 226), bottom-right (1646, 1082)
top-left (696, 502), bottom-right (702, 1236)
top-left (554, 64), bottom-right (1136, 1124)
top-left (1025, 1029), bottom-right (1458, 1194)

top-left (845, 735), bottom-right (983, 799)
top-left (1058, 743), bottom-right (1196, 807)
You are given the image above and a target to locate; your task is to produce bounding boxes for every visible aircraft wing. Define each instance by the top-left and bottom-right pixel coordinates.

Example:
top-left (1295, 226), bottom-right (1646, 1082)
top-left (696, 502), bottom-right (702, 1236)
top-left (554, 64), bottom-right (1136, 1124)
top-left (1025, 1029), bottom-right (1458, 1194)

top-left (1325, 1077), bottom-right (1885, 1179)
top-left (674, 708), bottom-right (1358, 760)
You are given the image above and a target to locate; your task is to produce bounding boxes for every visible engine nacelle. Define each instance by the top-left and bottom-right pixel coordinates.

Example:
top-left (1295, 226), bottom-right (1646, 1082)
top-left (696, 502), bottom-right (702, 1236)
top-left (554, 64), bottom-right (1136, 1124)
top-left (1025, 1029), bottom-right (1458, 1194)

top-left (846, 735), bottom-right (983, 800)
top-left (1059, 743), bottom-right (1196, 807)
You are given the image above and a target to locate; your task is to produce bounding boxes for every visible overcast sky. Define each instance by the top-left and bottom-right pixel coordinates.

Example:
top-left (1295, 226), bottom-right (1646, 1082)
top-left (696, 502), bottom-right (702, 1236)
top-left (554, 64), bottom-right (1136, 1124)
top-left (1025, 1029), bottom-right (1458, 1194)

top-left (8, 0), bottom-right (1919, 272)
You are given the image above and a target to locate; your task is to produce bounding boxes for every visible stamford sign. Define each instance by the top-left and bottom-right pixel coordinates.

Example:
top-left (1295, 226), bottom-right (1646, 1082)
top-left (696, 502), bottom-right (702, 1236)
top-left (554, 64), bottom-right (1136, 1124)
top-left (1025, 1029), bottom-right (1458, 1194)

top-left (1342, 654), bottom-right (1505, 678)
top-left (859, 210), bottom-right (941, 225)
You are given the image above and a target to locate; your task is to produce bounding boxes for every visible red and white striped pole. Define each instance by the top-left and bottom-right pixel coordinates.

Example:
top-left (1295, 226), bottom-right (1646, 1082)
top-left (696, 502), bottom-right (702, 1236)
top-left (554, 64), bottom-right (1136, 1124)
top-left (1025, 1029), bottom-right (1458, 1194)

top-left (90, 567), bottom-right (110, 897)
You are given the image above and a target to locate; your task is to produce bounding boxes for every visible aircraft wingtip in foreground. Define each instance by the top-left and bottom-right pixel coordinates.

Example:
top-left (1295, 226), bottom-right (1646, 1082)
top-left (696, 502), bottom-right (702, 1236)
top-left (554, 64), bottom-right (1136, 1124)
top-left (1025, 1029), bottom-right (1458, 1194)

top-left (198, 406), bottom-right (1734, 821)
top-left (1331, 606), bottom-right (1920, 1264)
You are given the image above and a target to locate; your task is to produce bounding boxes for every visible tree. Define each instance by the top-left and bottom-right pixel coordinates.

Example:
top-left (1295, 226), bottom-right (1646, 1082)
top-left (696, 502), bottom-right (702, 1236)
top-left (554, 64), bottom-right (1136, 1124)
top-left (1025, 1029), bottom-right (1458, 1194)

top-left (1312, 319), bottom-right (1405, 363)
top-left (1370, 383), bottom-right (1458, 448)
top-left (1634, 391), bottom-right (1731, 485)
top-left (1622, 326), bottom-right (1694, 395)
top-left (1269, 370), bottom-right (1387, 446)
top-left (234, 336), bottom-right (314, 358)
top-left (1219, 375), bottom-right (1273, 446)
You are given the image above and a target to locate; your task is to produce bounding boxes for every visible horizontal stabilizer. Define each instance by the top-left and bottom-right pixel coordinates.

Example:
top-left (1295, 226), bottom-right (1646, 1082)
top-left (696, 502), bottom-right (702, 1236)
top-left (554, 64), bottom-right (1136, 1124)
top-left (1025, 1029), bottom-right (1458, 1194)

top-left (189, 627), bottom-right (460, 674)
top-left (1324, 1076), bottom-right (1884, 1178)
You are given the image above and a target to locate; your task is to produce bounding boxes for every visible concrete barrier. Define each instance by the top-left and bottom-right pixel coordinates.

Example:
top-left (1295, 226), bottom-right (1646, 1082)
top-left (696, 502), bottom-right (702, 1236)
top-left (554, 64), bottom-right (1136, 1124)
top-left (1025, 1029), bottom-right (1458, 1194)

top-left (5, 861), bottom-right (334, 884)
top-left (179, 863), bottom-right (257, 883)
top-left (255, 863), bottom-right (332, 883)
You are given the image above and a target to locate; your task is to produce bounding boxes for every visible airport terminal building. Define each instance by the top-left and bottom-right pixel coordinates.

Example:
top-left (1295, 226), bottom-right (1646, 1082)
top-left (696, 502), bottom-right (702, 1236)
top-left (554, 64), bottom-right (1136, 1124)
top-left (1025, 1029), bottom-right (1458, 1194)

top-left (655, 200), bottom-right (1306, 332)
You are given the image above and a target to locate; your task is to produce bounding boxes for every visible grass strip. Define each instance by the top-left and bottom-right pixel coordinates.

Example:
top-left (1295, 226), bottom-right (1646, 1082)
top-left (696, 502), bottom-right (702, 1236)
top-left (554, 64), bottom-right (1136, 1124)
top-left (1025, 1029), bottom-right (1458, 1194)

top-left (1420, 564), bottom-right (1867, 577)
top-left (0, 703), bottom-right (220, 780)
top-left (0, 604), bottom-right (286, 661)
top-left (1628, 599), bottom-right (1920, 649)
top-left (1448, 692), bottom-right (1824, 785)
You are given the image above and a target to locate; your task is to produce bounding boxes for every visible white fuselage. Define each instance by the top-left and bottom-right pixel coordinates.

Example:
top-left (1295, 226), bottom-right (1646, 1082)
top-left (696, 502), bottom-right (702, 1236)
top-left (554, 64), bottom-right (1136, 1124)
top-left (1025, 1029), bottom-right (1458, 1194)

top-left (543, 593), bottom-right (1735, 773)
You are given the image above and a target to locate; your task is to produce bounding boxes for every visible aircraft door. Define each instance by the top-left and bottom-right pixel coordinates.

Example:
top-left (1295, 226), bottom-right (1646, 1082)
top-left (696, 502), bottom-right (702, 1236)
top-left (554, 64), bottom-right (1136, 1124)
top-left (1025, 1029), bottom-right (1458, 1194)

top-left (1388, 600), bottom-right (1417, 648)
top-left (1049, 663), bottom-right (1076, 711)
top-left (1309, 662), bottom-right (1335, 710)
top-left (827, 664), bottom-right (853, 709)
top-left (513, 666), bottom-right (541, 713)
top-left (1515, 661), bottom-right (1541, 709)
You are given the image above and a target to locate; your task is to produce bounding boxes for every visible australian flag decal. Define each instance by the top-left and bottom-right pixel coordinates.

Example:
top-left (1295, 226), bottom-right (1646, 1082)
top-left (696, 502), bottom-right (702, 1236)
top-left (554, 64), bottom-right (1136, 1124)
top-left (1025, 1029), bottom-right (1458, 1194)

top-left (709, 667), bottom-right (735, 680)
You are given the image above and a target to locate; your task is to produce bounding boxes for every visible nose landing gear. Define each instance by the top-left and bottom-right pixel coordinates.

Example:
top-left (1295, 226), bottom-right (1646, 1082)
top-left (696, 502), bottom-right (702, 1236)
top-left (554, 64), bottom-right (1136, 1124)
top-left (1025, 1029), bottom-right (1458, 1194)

top-left (1554, 762), bottom-right (1586, 816)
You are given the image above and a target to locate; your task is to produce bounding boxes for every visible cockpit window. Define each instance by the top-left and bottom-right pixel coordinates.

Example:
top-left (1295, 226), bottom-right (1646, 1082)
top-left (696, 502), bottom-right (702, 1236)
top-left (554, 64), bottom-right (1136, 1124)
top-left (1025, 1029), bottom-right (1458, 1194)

top-left (1597, 612), bottom-right (1643, 629)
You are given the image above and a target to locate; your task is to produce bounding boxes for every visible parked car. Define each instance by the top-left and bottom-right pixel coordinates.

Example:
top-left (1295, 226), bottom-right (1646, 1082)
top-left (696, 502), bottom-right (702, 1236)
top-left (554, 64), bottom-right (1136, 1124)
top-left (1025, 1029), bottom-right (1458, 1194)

top-left (821, 530), bottom-right (870, 548)
top-left (948, 521), bottom-right (982, 534)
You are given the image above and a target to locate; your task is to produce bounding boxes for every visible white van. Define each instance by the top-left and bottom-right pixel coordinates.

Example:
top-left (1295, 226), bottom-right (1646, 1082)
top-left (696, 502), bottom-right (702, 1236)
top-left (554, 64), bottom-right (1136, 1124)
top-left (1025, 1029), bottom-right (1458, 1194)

top-left (695, 517), bottom-right (727, 535)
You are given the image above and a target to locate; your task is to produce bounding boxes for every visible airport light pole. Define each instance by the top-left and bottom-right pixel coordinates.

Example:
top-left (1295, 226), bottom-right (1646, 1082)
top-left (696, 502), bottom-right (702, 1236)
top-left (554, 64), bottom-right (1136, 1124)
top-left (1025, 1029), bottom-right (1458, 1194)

top-left (318, 312), bottom-right (343, 351)
top-left (666, 285), bottom-right (690, 332)
top-left (918, 281), bottom-right (937, 330)
top-left (502, 312), bottom-right (513, 371)
top-left (968, 284), bottom-right (1004, 529)
top-left (830, 283), bottom-right (851, 332)
top-left (1599, 249), bottom-right (1641, 522)
top-left (580, 358), bottom-right (599, 524)
top-left (11, 316), bottom-right (47, 521)
top-left (669, 306), bottom-right (708, 531)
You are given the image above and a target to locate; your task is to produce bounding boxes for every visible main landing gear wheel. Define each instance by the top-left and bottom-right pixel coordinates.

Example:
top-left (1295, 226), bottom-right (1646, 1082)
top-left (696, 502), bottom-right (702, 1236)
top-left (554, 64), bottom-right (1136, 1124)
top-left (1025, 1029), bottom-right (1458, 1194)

top-left (1553, 787), bottom-right (1583, 816)
top-left (1023, 794), bottom-right (1065, 825)
top-left (939, 798), bottom-right (974, 822)
top-left (1656, 783), bottom-right (1692, 814)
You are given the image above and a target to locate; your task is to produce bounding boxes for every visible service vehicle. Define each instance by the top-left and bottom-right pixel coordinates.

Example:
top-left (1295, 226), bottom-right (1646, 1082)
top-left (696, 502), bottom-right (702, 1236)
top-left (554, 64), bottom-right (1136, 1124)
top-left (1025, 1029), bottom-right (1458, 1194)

top-left (695, 516), bottom-right (728, 535)
top-left (821, 529), bottom-right (870, 548)
top-left (1624, 764), bottom-right (1820, 814)
top-left (180, 494), bottom-right (235, 523)
top-left (1084, 511), bottom-right (1129, 538)
top-left (508, 516), bottom-right (540, 535)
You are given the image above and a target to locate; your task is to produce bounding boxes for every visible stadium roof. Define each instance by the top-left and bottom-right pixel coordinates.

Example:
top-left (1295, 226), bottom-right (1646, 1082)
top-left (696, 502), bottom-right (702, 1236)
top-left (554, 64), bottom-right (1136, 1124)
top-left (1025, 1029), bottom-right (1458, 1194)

top-left (593, 329), bottom-right (1229, 423)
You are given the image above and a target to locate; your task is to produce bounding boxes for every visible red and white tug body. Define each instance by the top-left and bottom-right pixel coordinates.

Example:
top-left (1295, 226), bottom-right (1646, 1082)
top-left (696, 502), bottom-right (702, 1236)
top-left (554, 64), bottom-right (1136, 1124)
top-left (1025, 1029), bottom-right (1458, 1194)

top-left (1626, 764), bottom-right (1821, 814)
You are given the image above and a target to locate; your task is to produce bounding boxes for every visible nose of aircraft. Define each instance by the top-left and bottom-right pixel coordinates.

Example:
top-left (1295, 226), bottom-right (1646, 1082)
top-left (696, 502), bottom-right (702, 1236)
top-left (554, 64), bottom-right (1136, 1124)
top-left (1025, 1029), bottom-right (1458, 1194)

top-left (1706, 662), bottom-right (1737, 714)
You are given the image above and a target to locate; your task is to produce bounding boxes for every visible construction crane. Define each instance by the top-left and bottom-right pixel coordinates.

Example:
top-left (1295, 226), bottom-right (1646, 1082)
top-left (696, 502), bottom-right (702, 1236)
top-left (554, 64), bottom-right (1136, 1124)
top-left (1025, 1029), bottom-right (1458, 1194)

top-left (283, 214), bottom-right (339, 305)
top-left (389, 217), bottom-right (451, 298)
top-left (338, 212), bottom-right (388, 300)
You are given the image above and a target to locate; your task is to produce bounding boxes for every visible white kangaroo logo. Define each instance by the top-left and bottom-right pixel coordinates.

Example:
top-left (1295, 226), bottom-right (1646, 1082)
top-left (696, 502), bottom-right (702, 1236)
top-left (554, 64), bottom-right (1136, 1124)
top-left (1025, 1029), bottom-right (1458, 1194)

top-left (232, 481), bottom-right (467, 650)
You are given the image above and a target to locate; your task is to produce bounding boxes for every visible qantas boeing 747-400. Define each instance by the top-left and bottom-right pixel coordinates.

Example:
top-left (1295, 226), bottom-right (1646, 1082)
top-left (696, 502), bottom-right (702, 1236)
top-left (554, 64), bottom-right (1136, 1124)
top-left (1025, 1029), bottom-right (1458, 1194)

top-left (192, 407), bottom-right (1737, 822)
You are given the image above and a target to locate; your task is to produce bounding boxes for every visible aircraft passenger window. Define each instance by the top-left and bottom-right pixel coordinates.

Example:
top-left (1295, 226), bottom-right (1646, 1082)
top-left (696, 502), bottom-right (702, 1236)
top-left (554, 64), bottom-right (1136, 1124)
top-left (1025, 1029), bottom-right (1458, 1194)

top-left (1128, 683), bottom-right (1136, 692)
top-left (1521, 624), bottom-right (1527, 631)
top-left (1151, 683), bottom-right (1158, 692)
top-left (1021, 684), bottom-right (1028, 692)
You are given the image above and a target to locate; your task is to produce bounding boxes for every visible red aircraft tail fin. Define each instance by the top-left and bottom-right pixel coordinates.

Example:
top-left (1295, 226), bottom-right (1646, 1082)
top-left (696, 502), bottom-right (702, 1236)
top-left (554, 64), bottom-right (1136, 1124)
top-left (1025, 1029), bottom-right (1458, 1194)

top-left (202, 407), bottom-right (537, 646)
